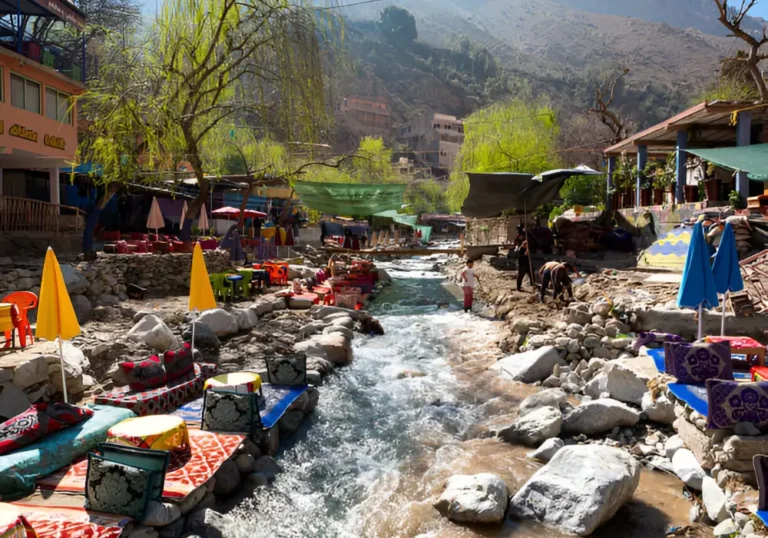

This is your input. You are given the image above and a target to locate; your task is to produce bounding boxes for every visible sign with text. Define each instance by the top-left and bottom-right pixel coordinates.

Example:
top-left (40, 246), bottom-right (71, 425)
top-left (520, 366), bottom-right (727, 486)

top-left (9, 125), bottom-right (38, 143)
top-left (44, 134), bottom-right (66, 150)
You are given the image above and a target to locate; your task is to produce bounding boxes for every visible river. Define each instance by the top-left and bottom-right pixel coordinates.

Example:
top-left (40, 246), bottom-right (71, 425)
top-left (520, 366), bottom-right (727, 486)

top-left (224, 258), bottom-right (695, 538)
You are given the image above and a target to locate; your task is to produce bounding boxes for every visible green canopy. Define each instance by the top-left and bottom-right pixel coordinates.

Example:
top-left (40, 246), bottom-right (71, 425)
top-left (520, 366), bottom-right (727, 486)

top-left (375, 210), bottom-right (418, 228)
top-left (294, 181), bottom-right (406, 216)
top-left (686, 144), bottom-right (768, 181)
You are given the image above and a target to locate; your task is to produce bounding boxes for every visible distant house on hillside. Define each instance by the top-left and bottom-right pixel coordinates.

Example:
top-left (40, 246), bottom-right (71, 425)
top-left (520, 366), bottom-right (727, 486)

top-left (334, 95), bottom-right (391, 145)
top-left (397, 111), bottom-right (464, 175)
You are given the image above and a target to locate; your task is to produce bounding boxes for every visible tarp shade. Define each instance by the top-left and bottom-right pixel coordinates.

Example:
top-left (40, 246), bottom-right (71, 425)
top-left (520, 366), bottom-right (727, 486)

top-left (375, 210), bottom-right (418, 228)
top-left (415, 225), bottom-right (432, 242)
top-left (462, 173), bottom-right (565, 218)
top-left (686, 144), bottom-right (768, 181)
top-left (294, 181), bottom-right (405, 216)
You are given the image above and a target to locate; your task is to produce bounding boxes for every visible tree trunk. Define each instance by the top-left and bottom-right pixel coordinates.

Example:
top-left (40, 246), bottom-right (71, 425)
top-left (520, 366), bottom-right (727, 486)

top-left (82, 184), bottom-right (118, 259)
top-left (749, 45), bottom-right (768, 102)
top-left (179, 144), bottom-right (208, 241)
top-left (237, 179), bottom-right (253, 231)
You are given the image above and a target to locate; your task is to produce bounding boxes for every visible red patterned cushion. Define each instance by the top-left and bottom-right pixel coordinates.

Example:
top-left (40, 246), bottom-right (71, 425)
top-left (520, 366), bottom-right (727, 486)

top-left (120, 356), bottom-right (167, 391)
top-left (0, 403), bottom-right (94, 455)
top-left (164, 343), bottom-right (194, 382)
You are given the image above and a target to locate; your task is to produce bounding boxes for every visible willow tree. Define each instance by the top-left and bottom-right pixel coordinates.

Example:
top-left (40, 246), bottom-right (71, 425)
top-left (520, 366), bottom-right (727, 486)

top-left (445, 98), bottom-right (561, 212)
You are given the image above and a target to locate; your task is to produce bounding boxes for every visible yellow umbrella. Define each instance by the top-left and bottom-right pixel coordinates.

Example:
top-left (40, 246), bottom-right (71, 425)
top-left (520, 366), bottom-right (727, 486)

top-left (188, 242), bottom-right (217, 357)
top-left (36, 247), bottom-right (81, 403)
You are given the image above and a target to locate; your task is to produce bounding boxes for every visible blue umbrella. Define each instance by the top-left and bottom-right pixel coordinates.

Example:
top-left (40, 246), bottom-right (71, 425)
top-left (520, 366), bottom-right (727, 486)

top-left (712, 222), bottom-right (744, 336)
top-left (677, 221), bottom-right (719, 340)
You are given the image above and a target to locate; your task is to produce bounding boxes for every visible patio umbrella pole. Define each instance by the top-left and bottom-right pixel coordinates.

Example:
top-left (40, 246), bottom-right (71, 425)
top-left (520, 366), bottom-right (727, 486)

top-left (191, 308), bottom-right (197, 359)
top-left (721, 292), bottom-right (728, 337)
top-left (698, 304), bottom-right (704, 342)
top-left (59, 337), bottom-right (68, 404)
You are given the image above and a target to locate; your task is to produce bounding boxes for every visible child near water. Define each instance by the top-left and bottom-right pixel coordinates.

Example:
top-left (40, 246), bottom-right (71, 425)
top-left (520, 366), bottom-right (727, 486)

top-left (460, 259), bottom-right (481, 312)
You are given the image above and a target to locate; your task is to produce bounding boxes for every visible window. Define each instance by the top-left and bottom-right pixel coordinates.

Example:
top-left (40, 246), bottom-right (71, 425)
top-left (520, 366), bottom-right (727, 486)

top-left (10, 74), bottom-right (41, 113)
top-left (45, 87), bottom-right (72, 124)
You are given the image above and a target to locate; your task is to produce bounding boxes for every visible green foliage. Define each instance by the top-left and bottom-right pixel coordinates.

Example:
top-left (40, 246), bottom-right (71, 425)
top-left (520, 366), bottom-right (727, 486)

top-left (560, 175), bottom-right (606, 208)
top-left (302, 136), bottom-right (400, 185)
top-left (404, 179), bottom-right (449, 215)
top-left (729, 189), bottom-right (746, 209)
top-left (445, 98), bottom-right (562, 211)
top-left (378, 6), bottom-right (417, 44)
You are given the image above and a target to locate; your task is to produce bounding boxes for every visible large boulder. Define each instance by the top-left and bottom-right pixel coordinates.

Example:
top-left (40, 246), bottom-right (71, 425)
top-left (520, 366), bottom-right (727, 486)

top-left (562, 399), bottom-right (641, 436)
top-left (232, 308), bottom-right (258, 332)
top-left (527, 437), bottom-right (564, 462)
top-left (672, 449), bottom-right (706, 490)
top-left (60, 265), bottom-right (89, 295)
top-left (295, 333), bottom-right (352, 366)
top-left (497, 406), bottom-right (562, 447)
top-left (182, 322), bottom-right (221, 350)
top-left (433, 473), bottom-right (509, 524)
top-left (597, 357), bottom-right (655, 405)
top-left (641, 392), bottom-right (675, 425)
top-left (519, 388), bottom-right (568, 417)
top-left (12, 356), bottom-right (49, 390)
top-left (249, 301), bottom-right (273, 317)
top-left (491, 346), bottom-right (566, 383)
top-left (127, 315), bottom-right (180, 352)
top-left (702, 476), bottom-right (729, 523)
top-left (509, 445), bottom-right (641, 536)
top-left (197, 309), bottom-right (239, 337)
top-left (309, 305), bottom-right (359, 320)
top-left (70, 294), bottom-right (93, 324)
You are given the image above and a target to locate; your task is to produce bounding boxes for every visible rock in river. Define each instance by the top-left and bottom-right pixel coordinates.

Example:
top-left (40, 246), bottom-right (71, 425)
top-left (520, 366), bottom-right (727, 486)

top-left (497, 406), bottom-right (562, 447)
top-left (509, 445), bottom-right (641, 536)
top-left (527, 437), bottom-right (565, 462)
top-left (562, 398), bottom-right (640, 436)
top-left (491, 346), bottom-right (566, 384)
top-left (519, 388), bottom-right (568, 417)
top-left (434, 473), bottom-right (509, 524)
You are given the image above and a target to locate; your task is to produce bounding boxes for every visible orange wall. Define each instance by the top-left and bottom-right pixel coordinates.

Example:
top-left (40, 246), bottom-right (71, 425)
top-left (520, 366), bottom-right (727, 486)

top-left (0, 52), bottom-right (83, 161)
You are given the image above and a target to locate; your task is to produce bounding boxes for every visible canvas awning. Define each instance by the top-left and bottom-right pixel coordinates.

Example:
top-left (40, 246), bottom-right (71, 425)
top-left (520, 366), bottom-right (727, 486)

top-left (375, 210), bottom-right (418, 228)
top-left (293, 181), bottom-right (405, 216)
top-left (686, 144), bottom-right (768, 181)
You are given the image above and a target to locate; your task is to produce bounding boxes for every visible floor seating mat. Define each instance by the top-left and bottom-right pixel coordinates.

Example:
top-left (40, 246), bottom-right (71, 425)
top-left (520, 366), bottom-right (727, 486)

top-left (667, 383), bottom-right (709, 417)
top-left (172, 384), bottom-right (308, 429)
top-left (37, 428), bottom-right (244, 500)
top-left (94, 363), bottom-right (216, 416)
top-left (12, 503), bottom-right (130, 538)
top-left (0, 406), bottom-right (136, 500)
top-left (647, 347), bottom-right (751, 380)
top-left (757, 511), bottom-right (768, 526)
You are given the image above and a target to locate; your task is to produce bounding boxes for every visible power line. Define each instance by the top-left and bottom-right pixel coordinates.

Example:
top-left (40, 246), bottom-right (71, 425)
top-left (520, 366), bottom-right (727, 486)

top-left (314, 0), bottom-right (383, 10)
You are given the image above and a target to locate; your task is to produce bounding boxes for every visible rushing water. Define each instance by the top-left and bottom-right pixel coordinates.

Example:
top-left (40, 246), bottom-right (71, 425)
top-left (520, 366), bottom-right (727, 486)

top-left (225, 258), bottom-right (695, 538)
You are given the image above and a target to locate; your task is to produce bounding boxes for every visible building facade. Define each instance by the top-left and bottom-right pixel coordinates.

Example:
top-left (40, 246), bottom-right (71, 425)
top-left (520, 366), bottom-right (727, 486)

top-left (335, 95), bottom-right (391, 142)
top-left (0, 0), bottom-right (87, 234)
top-left (398, 111), bottom-right (464, 174)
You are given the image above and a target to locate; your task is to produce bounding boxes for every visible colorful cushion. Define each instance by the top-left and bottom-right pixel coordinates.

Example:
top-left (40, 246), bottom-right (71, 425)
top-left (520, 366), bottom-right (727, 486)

top-left (85, 455), bottom-right (153, 519)
top-left (202, 390), bottom-right (260, 433)
top-left (120, 357), bottom-right (167, 392)
top-left (664, 341), bottom-right (733, 384)
top-left (633, 332), bottom-right (685, 351)
top-left (706, 379), bottom-right (768, 430)
top-left (163, 343), bottom-right (194, 382)
top-left (264, 356), bottom-right (306, 386)
top-left (0, 403), bottom-right (95, 455)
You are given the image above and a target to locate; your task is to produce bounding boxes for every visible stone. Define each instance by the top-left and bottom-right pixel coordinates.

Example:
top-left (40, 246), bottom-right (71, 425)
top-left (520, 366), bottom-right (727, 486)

top-left (60, 265), bottom-right (89, 294)
top-left (713, 519), bottom-right (738, 537)
top-left (233, 308), bottom-right (258, 332)
top-left (323, 325), bottom-right (354, 340)
top-left (509, 445), bottom-right (640, 536)
top-left (235, 453), bottom-right (256, 474)
top-left (70, 294), bottom-right (93, 324)
top-left (672, 449), bottom-right (706, 490)
top-left (299, 321), bottom-right (326, 338)
top-left (99, 294), bottom-right (121, 306)
top-left (497, 406), bottom-right (562, 447)
top-left (316, 333), bottom-right (353, 366)
top-left (563, 399), bottom-right (641, 436)
top-left (565, 308), bottom-right (592, 326)
top-left (278, 409), bottom-right (305, 436)
top-left (212, 459), bottom-right (241, 496)
top-left (181, 322), bottom-right (221, 350)
top-left (641, 393), bottom-right (675, 425)
top-left (519, 388), bottom-right (568, 417)
top-left (724, 435), bottom-right (768, 461)
top-left (249, 301), bottom-right (274, 317)
top-left (184, 509), bottom-right (224, 538)
top-left (330, 316), bottom-right (355, 329)
top-left (566, 340), bottom-right (581, 354)
top-left (132, 310), bottom-right (154, 323)
top-left (511, 318), bottom-right (535, 333)
top-left (674, 417), bottom-right (717, 469)
top-left (127, 525), bottom-right (159, 538)
top-left (127, 315), bottom-right (180, 352)
top-left (142, 502), bottom-right (181, 527)
top-left (433, 473), bottom-right (509, 524)
top-left (611, 338), bottom-right (633, 349)
top-left (0, 382), bottom-right (30, 420)
top-left (93, 306), bottom-right (118, 321)
top-left (307, 370), bottom-right (322, 385)
top-left (665, 435), bottom-right (685, 459)
top-left (734, 422), bottom-right (762, 436)
top-left (591, 303), bottom-right (612, 317)
top-left (600, 357), bottom-right (655, 405)
top-left (309, 305), bottom-right (359, 320)
top-left (527, 437), bottom-right (565, 462)
top-left (528, 334), bottom-right (555, 348)
top-left (254, 455), bottom-right (282, 480)
top-left (243, 472), bottom-right (269, 489)
top-left (591, 346), bottom-right (612, 359)
top-left (491, 346), bottom-right (566, 384)
top-left (197, 309), bottom-right (239, 337)
top-left (12, 356), bottom-right (49, 390)
top-left (583, 336), bottom-right (600, 349)
top-left (702, 476), bottom-right (729, 523)
top-left (542, 375), bottom-right (562, 388)
top-left (177, 484), bottom-right (207, 515)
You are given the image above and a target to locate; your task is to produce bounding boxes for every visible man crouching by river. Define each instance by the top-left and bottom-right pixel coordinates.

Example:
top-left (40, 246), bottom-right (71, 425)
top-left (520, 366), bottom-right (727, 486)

top-left (460, 259), bottom-right (481, 312)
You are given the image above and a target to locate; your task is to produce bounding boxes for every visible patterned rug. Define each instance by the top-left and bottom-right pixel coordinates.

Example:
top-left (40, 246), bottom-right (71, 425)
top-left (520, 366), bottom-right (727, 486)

top-left (11, 504), bottom-right (130, 538)
top-left (172, 384), bottom-right (308, 429)
top-left (37, 429), bottom-right (244, 500)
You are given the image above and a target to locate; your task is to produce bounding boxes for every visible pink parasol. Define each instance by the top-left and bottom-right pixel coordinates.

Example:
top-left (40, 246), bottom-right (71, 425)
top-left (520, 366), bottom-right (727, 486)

top-left (198, 203), bottom-right (209, 231)
top-left (211, 206), bottom-right (267, 219)
top-left (146, 197), bottom-right (164, 234)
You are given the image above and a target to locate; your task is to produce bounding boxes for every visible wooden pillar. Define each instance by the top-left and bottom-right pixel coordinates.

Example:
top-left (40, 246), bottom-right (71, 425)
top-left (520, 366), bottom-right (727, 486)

top-left (606, 156), bottom-right (615, 210)
top-left (49, 168), bottom-right (60, 214)
top-left (736, 111), bottom-right (752, 200)
top-left (636, 145), bottom-right (647, 208)
top-left (675, 131), bottom-right (687, 204)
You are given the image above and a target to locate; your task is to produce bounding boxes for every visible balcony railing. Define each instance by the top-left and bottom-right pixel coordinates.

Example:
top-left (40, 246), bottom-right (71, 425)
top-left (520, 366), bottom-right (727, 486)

top-left (0, 18), bottom-right (84, 82)
top-left (0, 196), bottom-right (85, 234)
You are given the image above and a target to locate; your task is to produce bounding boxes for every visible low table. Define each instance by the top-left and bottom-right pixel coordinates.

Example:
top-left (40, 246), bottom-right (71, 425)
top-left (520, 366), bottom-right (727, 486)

top-left (705, 336), bottom-right (767, 366)
top-left (0, 303), bottom-right (20, 349)
top-left (107, 415), bottom-right (190, 452)
top-left (204, 372), bottom-right (262, 394)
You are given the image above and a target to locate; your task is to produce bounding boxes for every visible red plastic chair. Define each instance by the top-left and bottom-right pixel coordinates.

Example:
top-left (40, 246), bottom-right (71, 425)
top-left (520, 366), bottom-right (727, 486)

top-left (2, 291), bottom-right (38, 348)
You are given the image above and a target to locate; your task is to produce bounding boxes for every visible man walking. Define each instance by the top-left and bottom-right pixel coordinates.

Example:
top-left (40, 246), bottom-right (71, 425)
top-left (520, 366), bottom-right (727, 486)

top-left (515, 240), bottom-right (533, 292)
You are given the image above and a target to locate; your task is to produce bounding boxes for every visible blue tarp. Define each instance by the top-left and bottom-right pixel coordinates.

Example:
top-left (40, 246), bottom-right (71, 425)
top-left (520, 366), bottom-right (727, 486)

top-left (0, 405), bottom-right (135, 499)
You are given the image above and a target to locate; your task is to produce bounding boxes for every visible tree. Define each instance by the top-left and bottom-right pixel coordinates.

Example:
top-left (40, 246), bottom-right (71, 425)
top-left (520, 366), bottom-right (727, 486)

top-left (713, 0), bottom-right (768, 102)
top-left (378, 6), bottom-right (417, 45)
top-left (445, 98), bottom-right (562, 212)
top-left (405, 179), bottom-right (448, 215)
top-left (589, 66), bottom-right (632, 145)
top-left (698, 52), bottom-right (760, 101)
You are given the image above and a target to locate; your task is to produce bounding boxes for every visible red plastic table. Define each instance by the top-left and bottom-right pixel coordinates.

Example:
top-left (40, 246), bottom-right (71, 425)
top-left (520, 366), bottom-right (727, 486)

top-left (705, 336), bottom-right (767, 366)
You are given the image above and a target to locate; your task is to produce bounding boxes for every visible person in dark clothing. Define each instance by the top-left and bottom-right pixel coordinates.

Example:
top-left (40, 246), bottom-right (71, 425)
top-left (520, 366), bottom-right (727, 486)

top-left (342, 228), bottom-right (353, 249)
top-left (552, 262), bottom-right (580, 301)
top-left (320, 221), bottom-right (327, 245)
top-left (515, 240), bottom-right (533, 292)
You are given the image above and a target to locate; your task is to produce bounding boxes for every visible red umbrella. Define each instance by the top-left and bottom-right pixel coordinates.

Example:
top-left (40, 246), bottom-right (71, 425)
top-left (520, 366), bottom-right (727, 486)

top-left (211, 206), bottom-right (267, 219)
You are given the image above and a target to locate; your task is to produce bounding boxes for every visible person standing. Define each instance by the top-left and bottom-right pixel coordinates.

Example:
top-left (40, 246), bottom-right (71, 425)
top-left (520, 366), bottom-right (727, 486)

top-left (516, 240), bottom-right (533, 292)
top-left (460, 259), bottom-right (480, 312)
